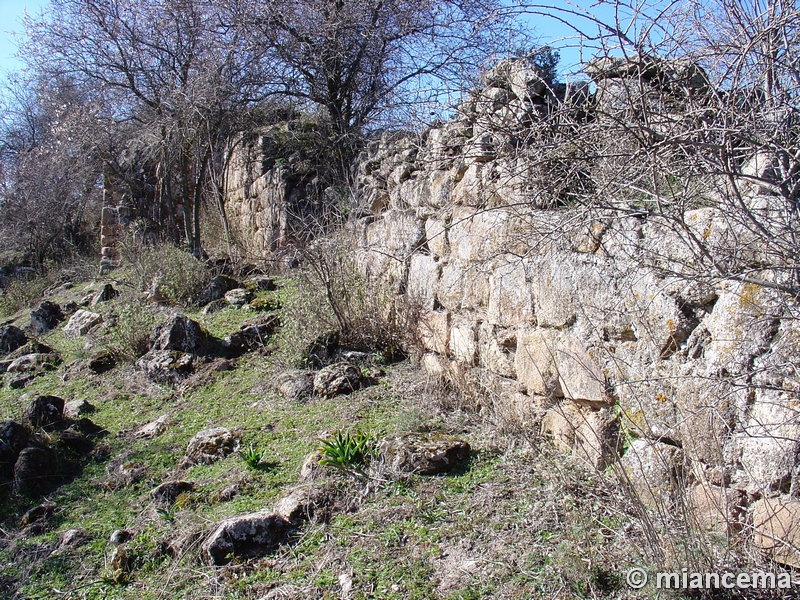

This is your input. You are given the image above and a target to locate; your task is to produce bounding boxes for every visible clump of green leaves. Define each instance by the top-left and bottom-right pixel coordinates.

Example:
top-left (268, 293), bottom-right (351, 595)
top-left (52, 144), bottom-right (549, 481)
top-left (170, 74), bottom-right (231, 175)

top-left (317, 429), bottom-right (374, 474)
top-left (156, 493), bottom-right (189, 523)
top-left (239, 444), bottom-right (269, 470)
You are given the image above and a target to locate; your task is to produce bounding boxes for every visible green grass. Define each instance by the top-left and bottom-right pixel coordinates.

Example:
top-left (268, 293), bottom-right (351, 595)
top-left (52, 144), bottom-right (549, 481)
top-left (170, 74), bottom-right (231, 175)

top-left (0, 273), bottom-right (705, 600)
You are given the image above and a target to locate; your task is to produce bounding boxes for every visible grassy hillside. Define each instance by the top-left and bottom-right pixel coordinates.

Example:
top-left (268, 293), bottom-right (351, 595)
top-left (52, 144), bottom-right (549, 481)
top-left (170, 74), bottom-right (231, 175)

top-left (0, 262), bottom-right (770, 600)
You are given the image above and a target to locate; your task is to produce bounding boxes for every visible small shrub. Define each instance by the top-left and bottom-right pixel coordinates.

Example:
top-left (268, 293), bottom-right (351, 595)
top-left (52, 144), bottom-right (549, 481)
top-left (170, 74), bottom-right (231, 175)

top-left (103, 300), bottom-right (158, 361)
top-left (274, 234), bottom-right (412, 366)
top-left (273, 275), bottom-right (335, 366)
top-left (120, 234), bottom-right (210, 304)
top-left (0, 273), bottom-right (53, 318)
top-left (317, 429), bottom-right (374, 474)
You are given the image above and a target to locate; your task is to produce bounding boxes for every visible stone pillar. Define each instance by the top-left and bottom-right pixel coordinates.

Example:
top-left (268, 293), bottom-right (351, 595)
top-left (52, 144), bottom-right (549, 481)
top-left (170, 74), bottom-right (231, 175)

top-left (99, 188), bottom-right (119, 274)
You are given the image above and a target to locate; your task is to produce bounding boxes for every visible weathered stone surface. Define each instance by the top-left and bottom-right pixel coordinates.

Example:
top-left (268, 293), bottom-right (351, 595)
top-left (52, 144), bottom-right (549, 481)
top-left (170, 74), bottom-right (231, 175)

top-left (540, 398), bottom-right (619, 470)
top-left (487, 258), bottom-right (533, 327)
top-left (477, 323), bottom-right (515, 378)
top-left (555, 334), bottom-right (607, 404)
top-left (436, 261), bottom-right (464, 310)
top-left (63, 309), bottom-right (103, 338)
top-left (417, 311), bottom-right (450, 355)
top-left (185, 427), bottom-right (239, 465)
top-left (203, 510), bottom-right (289, 565)
top-left (356, 247), bottom-right (408, 293)
top-left (6, 353), bottom-right (59, 373)
top-left (0, 326), bottom-right (27, 356)
top-left (150, 480), bottom-right (194, 506)
top-left (752, 317), bottom-right (800, 391)
top-left (492, 57), bottom-right (547, 100)
top-left (14, 446), bottom-right (57, 495)
top-left (624, 271), bottom-right (694, 357)
top-left (492, 389), bottom-right (550, 432)
top-left (224, 314), bottom-right (279, 353)
top-left (313, 362), bottom-right (361, 397)
top-left (534, 254), bottom-right (631, 338)
top-left (30, 301), bottom-right (64, 334)
top-left (675, 376), bottom-right (741, 465)
top-left (420, 352), bottom-right (450, 378)
top-left (428, 170), bottom-right (453, 207)
top-left (225, 288), bottom-right (253, 307)
top-left (641, 208), bottom-right (764, 287)
top-left (540, 401), bottom-right (581, 454)
top-left (702, 281), bottom-right (782, 375)
top-left (149, 314), bottom-right (209, 355)
top-left (215, 56), bottom-right (800, 505)
top-left (55, 528), bottom-right (87, 552)
top-left (393, 175), bottom-right (430, 210)
top-left (274, 370), bottom-right (315, 401)
top-left (195, 275), bottom-right (239, 306)
top-left (425, 216), bottom-right (449, 258)
top-left (572, 405), bottom-right (618, 470)
top-left (738, 388), bottom-right (800, 493)
top-left (613, 347), bottom-right (680, 441)
top-left (449, 316), bottom-right (478, 365)
top-left (23, 395), bottom-right (65, 428)
top-left (380, 434), bottom-right (470, 475)
top-left (407, 254), bottom-right (439, 310)
top-left (753, 498), bottom-right (800, 568)
top-left (687, 483), bottom-right (744, 533)
top-left (134, 414), bottom-right (170, 439)
top-left (64, 399), bottom-right (95, 419)
top-left (137, 350), bottom-right (194, 382)
top-left (448, 207), bottom-right (530, 262)
top-left (452, 162), bottom-right (486, 204)
top-left (90, 283), bottom-right (118, 306)
top-left (244, 274), bottom-right (277, 292)
top-left (365, 209), bottom-right (425, 255)
top-left (529, 254), bottom-right (578, 328)
top-left (4, 340), bottom-right (54, 361)
top-left (273, 485), bottom-right (332, 523)
top-left (515, 328), bottom-right (561, 396)
top-left (619, 439), bottom-right (684, 510)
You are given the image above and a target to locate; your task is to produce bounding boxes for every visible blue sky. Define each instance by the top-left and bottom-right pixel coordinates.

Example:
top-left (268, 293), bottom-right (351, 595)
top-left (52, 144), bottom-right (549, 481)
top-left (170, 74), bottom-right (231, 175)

top-left (0, 1), bottom-right (622, 80)
top-left (0, 0), bottom-right (45, 76)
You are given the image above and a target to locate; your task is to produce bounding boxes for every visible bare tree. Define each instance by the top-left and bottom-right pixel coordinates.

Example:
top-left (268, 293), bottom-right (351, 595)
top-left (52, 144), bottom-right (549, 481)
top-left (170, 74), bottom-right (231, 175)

top-left (23, 0), bottom-right (274, 256)
top-left (0, 75), bottom-right (104, 264)
top-left (242, 0), bottom-right (519, 139)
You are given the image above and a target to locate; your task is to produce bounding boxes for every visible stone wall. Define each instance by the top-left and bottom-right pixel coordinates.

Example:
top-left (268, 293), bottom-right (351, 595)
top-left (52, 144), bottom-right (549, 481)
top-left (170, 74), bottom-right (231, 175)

top-left (228, 57), bottom-right (800, 557)
top-left (223, 123), bottom-right (334, 263)
top-left (348, 59), bottom-right (800, 556)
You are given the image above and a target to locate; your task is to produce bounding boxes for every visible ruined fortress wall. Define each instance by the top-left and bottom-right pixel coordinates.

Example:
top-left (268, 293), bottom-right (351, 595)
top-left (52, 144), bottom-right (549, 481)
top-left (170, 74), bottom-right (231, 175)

top-left (228, 58), bottom-right (800, 548)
